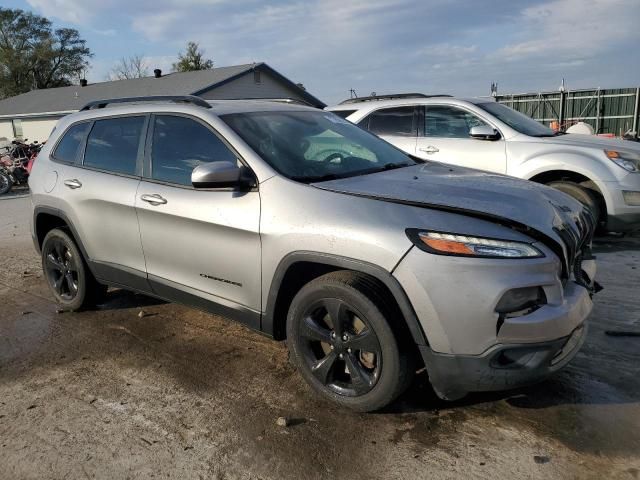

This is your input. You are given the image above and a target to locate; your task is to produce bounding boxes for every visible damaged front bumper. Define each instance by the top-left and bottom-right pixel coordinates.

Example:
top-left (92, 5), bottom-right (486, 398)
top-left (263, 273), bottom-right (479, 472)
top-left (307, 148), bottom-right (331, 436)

top-left (420, 322), bottom-right (589, 401)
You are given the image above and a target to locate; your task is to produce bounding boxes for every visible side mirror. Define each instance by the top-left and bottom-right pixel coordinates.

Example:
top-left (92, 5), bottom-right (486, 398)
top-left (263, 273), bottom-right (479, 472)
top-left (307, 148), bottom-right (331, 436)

top-left (191, 161), bottom-right (255, 189)
top-left (469, 125), bottom-right (500, 140)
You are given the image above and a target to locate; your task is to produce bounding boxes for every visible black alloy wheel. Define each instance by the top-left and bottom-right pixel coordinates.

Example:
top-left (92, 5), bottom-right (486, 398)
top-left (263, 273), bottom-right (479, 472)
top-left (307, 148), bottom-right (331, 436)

top-left (299, 297), bottom-right (382, 396)
top-left (41, 228), bottom-right (107, 311)
top-left (287, 271), bottom-right (413, 412)
top-left (43, 237), bottom-right (80, 301)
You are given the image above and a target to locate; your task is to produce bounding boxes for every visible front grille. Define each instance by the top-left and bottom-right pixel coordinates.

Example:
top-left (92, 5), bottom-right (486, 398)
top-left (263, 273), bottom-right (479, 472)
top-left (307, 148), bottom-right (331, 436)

top-left (554, 206), bottom-right (596, 284)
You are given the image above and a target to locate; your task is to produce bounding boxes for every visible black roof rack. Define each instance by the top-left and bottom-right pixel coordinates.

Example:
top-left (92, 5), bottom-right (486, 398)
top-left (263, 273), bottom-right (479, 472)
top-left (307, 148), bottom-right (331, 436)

top-left (80, 95), bottom-right (211, 111)
top-left (338, 93), bottom-right (452, 105)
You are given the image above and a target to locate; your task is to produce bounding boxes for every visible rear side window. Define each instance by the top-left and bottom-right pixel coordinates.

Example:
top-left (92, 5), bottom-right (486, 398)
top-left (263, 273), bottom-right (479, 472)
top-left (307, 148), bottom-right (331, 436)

top-left (83, 116), bottom-right (145, 175)
top-left (331, 110), bottom-right (356, 120)
top-left (53, 123), bottom-right (90, 163)
top-left (150, 115), bottom-right (238, 186)
top-left (361, 107), bottom-right (415, 136)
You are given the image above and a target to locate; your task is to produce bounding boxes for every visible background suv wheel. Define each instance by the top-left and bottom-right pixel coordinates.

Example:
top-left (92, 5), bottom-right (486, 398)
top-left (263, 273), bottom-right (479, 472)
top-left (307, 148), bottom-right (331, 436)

top-left (41, 228), bottom-right (107, 311)
top-left (286, 271), bottom-right (413, 412)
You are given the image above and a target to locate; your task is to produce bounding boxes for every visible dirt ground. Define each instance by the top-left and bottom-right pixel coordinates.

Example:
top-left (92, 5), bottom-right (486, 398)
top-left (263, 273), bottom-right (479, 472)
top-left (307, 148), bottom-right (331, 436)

top-left (1, 195), bottom-right (639, 480)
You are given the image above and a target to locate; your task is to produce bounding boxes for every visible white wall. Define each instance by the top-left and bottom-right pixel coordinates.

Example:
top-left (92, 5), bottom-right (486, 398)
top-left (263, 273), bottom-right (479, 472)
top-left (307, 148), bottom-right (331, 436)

top-left (0, 116), bottom-right (62, 144)
top-left (0, 120), bottom-right (13, 143)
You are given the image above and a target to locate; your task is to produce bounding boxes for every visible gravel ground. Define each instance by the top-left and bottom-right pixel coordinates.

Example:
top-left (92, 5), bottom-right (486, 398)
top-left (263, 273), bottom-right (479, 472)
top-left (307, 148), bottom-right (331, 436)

top-left (0, 195), bottom-right (639, 479)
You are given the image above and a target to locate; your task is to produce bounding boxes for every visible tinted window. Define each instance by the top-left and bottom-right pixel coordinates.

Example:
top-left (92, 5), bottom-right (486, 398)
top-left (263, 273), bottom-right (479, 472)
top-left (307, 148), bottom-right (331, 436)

top-left (222, 111), bottom-right (415, 182)
top-left (424, 105), bottom-right (487, 138)
top-left (331, 110), bottom-right (356, 120)
top-left (151, 115), bottom-right (238, 186)
top-left (364, 107), bottom-right (415, 136)
top-left (424, 106), bottom-right (489, 138)
top-left (84, 116), bottom-right (144, 175)
top-left (53, 123), bottom-right (90, 163)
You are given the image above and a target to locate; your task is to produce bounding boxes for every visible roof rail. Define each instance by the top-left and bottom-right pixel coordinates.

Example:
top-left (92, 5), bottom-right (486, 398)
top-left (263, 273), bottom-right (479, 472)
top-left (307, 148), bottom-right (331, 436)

top-left (80, 95), bottom-right (211, 111)
top-left (338, 93), bottom-right (452, 105)
top-left (255, 98), bottom-right (314, 106)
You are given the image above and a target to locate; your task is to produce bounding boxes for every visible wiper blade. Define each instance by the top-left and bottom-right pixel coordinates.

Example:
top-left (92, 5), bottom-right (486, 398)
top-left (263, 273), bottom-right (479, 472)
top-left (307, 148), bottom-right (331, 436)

top-left (291, 173), bottom-right (341, 183)
top-left (381, 162), bottom-right (413, 171)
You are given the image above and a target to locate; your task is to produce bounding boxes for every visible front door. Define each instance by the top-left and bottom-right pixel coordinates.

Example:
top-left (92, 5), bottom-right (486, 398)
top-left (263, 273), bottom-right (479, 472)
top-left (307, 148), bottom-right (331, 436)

top-left (415, 105), bottom-right (507, 173)
top-left (135, 114), bottom-right (261, 324)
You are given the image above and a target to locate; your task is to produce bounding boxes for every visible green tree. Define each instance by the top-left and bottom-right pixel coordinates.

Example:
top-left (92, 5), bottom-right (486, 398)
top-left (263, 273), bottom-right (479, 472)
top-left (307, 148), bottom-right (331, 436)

top-left (0, 8), bottom-right (92, 98)
top-left (172, 41), bottom-right (213, 72)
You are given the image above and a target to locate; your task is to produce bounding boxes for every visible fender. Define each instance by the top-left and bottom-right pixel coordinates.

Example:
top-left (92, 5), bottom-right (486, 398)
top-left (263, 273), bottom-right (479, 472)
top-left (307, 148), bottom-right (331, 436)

top-left (262, 251), bottom-right (429, 347)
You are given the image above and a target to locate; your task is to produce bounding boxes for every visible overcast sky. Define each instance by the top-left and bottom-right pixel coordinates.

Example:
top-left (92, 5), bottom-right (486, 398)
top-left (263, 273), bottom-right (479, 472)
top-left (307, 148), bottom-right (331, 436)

top-left (5, 0), bottom-right (640, 104)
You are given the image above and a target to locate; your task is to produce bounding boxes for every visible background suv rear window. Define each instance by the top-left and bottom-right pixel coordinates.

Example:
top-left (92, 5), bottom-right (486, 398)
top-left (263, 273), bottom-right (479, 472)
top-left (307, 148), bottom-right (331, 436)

top-left (53, 123), bottom-right (90, 163)
top-left (363, 107), bottom-right (415, 137)
top-left (83, 116), bottom-right (144, 175)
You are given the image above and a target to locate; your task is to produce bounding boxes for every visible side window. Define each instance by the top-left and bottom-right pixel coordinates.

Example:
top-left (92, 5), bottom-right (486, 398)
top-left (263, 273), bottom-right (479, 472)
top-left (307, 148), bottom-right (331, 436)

top-left (363, 107), bottom-right (415, 137)
top-left (84, 116), bottom-right (145, 175)
top-left (425, 106), bottom-right (489, 138)
top-left (150, 115), bottom-right (238, 186)
top-left (53, 123), bottom-right (90, 163)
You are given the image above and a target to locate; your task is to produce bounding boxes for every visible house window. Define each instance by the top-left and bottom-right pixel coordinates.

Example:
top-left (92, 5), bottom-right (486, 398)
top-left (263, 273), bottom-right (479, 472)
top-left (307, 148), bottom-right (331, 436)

top-left (253, 70), bottom-right (261, 84)
top-left (12, 119), bottom-right (23, 138)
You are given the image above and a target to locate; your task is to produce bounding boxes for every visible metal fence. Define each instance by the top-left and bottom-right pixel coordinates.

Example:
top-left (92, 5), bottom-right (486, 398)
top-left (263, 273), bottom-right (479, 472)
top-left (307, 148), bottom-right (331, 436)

top-left (495, 87), bottom-right (640, 138)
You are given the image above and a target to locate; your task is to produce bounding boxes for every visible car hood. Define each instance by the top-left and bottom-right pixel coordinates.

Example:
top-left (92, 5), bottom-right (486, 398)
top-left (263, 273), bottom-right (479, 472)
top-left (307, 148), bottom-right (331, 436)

top-left (538, 133), bottom-right (640, 152)
top-left (313, 162), bottom-right (595, 276)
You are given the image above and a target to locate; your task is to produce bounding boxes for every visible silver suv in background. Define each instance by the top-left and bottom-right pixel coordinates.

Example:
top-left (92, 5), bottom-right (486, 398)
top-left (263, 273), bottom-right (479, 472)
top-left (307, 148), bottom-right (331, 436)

top-left (30, 96), bottom-right (598, 411)
top-left (328, 94), bottom-right (640, 232)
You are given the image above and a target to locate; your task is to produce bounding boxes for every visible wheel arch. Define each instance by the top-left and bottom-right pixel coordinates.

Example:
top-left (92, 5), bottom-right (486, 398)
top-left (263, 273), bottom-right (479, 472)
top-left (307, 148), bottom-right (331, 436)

top-left (263, 251), bottom-right (429, 350)
top-left (33, 207), bottom-right (94, 272)
top-left (527, 169), bottom-right (607, 219)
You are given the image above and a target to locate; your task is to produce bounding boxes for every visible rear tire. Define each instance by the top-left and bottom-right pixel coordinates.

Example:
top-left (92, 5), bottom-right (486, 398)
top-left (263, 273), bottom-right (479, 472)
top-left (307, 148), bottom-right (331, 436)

top-left (0, 172), bottom-right (12, 195)
top-left (547, 181), bottom-right (601, 225)
top-left (41, 228), bottom-right (106, 311)
top-left (286, 271), bottom-right (413, 412)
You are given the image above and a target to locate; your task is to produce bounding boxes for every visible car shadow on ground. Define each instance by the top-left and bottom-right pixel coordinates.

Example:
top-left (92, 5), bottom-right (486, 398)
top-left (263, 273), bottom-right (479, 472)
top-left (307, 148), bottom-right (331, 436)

top-left (96, 288), bottom-right (167, 311)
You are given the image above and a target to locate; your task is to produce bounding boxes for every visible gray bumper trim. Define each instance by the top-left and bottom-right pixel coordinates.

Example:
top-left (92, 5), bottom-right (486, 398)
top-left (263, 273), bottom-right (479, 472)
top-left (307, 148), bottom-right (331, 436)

top-left (419, 323), bottom-right (588, 401)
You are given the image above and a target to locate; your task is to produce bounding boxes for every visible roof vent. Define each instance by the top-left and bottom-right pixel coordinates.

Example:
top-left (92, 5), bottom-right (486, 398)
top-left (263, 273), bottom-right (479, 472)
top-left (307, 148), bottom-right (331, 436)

top-left (80, 78), bottom-right (88, 87)
top-left (154, 69), bottom-right (162, 78)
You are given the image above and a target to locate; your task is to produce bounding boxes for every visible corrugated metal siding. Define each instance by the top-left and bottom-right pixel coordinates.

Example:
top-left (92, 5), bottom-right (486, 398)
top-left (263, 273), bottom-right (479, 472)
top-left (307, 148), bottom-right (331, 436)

top-left (496, 87), bottom-right (640, 137)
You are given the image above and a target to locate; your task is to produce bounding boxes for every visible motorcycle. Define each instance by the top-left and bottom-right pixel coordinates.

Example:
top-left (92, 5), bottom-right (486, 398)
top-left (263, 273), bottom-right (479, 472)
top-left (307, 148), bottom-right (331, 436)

top-left (0, 139), bottom-right (43, 195)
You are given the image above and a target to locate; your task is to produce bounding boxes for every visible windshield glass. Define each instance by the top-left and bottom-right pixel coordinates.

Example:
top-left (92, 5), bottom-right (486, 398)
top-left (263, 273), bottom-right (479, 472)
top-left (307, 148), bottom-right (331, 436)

top-left (475, 102), bottom-right (556, 137)
top-left (221, 111), bottom-right (416, 182)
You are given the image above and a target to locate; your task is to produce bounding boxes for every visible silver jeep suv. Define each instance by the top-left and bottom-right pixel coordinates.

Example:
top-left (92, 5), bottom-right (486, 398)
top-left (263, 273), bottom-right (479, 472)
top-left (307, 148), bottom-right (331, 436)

top-left (30, 96), bottom-right (598, 411)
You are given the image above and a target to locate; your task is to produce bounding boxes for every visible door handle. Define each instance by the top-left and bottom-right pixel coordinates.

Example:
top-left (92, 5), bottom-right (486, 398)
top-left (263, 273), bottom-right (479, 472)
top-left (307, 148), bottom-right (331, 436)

top-left (419, 146), bottom-right (439, 154)
top-left (140, 193), bottom-right (168, 206)
top-left (64, 179), bottom-right (82, 189)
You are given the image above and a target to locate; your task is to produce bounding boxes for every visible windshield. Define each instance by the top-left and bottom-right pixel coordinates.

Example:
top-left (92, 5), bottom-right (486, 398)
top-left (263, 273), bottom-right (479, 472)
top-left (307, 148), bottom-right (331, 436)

top-left (221, 110), bottom-right (416, 182)
top-left (475, 102), bottom-right (557, 137)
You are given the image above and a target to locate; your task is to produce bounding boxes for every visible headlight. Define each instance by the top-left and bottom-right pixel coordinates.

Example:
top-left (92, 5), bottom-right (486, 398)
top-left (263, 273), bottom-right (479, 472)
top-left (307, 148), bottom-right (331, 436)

top-left (407, 230), bottom-right (544, 258)
top-left (605, 150), bottom-right (640, 173)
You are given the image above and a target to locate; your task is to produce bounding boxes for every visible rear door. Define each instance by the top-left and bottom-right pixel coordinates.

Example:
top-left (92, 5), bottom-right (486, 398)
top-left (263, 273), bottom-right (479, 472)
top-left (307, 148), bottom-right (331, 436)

top-left (135, 114), bottom-right (261, 325)
top-left (358, 106), bottom-right (418, 155)
top-left (57, 115), bottom-right (149, 290)
top-left (415, 105), bottom-right (507, 173)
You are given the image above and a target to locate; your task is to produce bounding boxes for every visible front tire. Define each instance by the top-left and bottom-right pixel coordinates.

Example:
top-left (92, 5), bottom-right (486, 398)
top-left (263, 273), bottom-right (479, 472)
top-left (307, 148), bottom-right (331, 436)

top-left (41, 228), bottom-right (106, 311)
top-left (286, 271), bottom-right (413, 412)
top-left (547, 181), bottom-right (601, 225)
